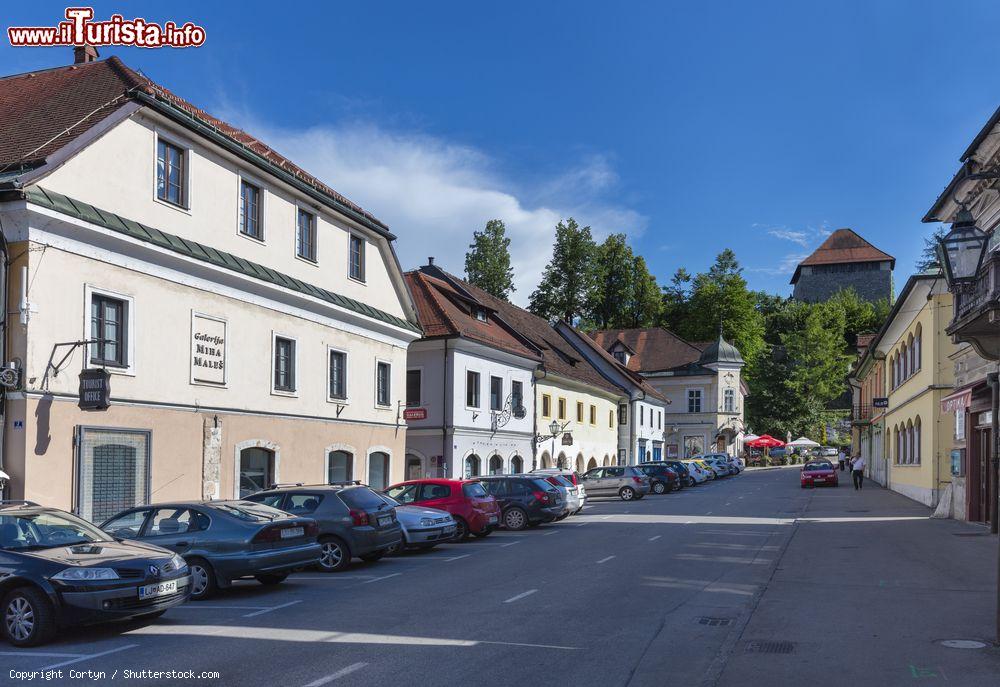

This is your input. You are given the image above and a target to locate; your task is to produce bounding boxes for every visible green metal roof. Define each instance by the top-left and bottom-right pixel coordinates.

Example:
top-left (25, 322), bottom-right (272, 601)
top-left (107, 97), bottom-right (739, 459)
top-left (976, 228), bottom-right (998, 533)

top-left (25, 186), bottom-right (421, 334)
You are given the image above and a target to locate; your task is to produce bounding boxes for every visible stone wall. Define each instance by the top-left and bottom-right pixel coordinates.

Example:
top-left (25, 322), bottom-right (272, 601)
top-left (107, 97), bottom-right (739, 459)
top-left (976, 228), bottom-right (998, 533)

top-left (793, 267), bottom-right (892, 303)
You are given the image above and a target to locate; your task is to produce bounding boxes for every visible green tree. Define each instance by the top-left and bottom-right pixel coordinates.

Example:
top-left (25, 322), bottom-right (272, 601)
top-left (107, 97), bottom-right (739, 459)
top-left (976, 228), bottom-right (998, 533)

top-left (826, 288), bottom-right (889, 346)
top-left (586, 233), bottom-right (634, 328)
top-left (464, 219), bottom-right (515, 300)
top-left (660, 268), bottom-right (691, 332)
top-left (529, 218), bottom-right (596, 323)
top-left (781, 300), bottom-right (853, 405)
top-left (627, 255), bottom-right (662, 327)
top-left (916, 227), bottom-right (946, 272)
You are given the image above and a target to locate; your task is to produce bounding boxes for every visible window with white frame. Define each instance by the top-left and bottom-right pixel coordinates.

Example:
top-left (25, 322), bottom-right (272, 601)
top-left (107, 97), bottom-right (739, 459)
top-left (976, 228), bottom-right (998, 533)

top-left (273, 336), bottom-right (296, 392)
top-left (156, 138), bottom-right (186, 207)
top-left (724, 388), bottom-right (735, 412)
top-left (90, 292), bottom-right (129, 368)
top-left (240, 179), bottom-right (263, 240)
top-left (687, 389), bottom-right (702, 413)
top-left (376, 361), bottom-right (391, 407)
top-left (467, 371), bottom-right (480, 408)
top-left (328, 349), bottom-right (347, 401)
top-left (296, 208), bottom-right (316, 262)
top-left (490, 376), bottom-right (503, 411)
top-left (349, 234), bottom-right (365, 281)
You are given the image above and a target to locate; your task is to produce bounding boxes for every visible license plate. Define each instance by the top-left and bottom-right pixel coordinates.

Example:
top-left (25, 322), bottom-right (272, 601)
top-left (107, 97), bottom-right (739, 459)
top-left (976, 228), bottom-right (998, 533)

top-left (280, 527), bottom-right (304, 539)
top-left (138, 580), bottom-right (177, 600)
top-left (813, 478), bottom-right (824, 482)
top-left (489, 516), bottom-right (499, 525)
top-left (377, 516), bottom-right (392, 527)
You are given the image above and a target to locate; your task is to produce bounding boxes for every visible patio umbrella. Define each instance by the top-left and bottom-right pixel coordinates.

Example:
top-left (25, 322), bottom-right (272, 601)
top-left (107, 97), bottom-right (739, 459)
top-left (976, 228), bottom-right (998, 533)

top-left (787, 437), bottom-right (820, 448)
top-left (745, 435), bottom-right (784, 448)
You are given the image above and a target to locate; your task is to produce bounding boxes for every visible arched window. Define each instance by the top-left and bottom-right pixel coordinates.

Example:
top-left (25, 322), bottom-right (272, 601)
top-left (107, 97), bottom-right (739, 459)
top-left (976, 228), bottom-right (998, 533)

top-left (327, 450), bottom-right (353, 484)
top-left (540, 452), bottom-right (552, 469)
top-left (576, 455), bottom-right (585, 473)
top-left (465, 454), bottom-right (481, 478)
top-left (368, 451), bottom-right (390, 490)
top-left (510, 455), bottom-right (524, 474)
top-left (894, 426), bottom-right (900, 464)
top-left (588, 457), bottom-right (598, 470)
top-left (913, 416), bottom-right (921, 464)
top-left (891, 355), bottom-right (897, 388)
top-left (405, 453), bottom-right (424, 480)
top-left (557, 453), bottom-right (567, 469)
top-left (488, 454), bottom-right (503, 475)
top-left (914, 325), bottom-right (922, 371)
top-left (239, 447), bottom-right (275, 498)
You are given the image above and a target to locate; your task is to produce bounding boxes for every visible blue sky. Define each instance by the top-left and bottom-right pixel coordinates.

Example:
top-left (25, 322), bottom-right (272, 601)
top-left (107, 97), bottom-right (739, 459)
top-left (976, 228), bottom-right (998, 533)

top-left (4, 1), bottom-right (1000, 304)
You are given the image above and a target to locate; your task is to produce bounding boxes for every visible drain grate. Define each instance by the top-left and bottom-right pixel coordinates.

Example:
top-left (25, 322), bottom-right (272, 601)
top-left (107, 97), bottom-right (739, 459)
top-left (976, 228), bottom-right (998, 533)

top-left (697, 617), bottom-right (733, 627)
top-left (745, 640), bottom-right (796, 654)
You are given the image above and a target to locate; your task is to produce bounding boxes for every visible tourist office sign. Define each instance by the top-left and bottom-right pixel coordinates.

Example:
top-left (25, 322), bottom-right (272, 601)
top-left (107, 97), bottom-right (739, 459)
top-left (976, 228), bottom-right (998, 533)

top-left (78, 368), bottom-right (111, 411)
top-left (191, 312), bottom-right (227, 385)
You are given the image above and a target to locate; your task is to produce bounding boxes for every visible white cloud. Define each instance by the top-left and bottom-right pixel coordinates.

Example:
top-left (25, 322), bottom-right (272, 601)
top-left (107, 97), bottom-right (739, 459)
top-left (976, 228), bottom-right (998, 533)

top-left (746, 252), bottom-right (810, 276)
top-left (215, 113), bottom-right (645, 306)
top-left (766, 229), bottom-right (809, 246)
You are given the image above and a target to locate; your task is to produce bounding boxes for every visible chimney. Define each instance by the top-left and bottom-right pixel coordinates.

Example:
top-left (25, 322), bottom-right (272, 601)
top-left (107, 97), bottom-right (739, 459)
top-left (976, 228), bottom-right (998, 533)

top-left (73, 45), bottom-right (99, 64)
top-left (427, 257), bottom-right (435, 265)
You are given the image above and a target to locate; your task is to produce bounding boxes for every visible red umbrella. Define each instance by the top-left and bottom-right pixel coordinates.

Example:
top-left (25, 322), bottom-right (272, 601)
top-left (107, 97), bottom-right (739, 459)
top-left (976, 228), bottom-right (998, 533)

top-left (745, 434), bottom-right (785, 448)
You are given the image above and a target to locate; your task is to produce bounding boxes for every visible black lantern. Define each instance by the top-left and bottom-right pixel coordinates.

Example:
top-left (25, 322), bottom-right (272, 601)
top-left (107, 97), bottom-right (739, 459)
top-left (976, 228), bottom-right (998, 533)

top-left (938, 206), bottom-right (989, 287)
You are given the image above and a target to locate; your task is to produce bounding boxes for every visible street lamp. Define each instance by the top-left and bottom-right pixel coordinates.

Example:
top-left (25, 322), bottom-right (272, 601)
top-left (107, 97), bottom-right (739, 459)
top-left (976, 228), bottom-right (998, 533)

top-left (534, 420), bottom-right (568, 470)
top-left (937, 206), bottom-right (989, 288)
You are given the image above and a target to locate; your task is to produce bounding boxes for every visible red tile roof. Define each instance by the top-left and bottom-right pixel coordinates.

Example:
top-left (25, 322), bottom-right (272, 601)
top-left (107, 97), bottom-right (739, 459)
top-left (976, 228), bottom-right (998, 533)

top-left (790, 228), bottom-right (894, 283)
top-left (590, 327), bottom-right (704, 373)
top-left (0, 57), bottom-right (386, 230)
top-left (564, 324), bottom-right (668, 403)
top-left (405, 271), bottom-right (541, 361)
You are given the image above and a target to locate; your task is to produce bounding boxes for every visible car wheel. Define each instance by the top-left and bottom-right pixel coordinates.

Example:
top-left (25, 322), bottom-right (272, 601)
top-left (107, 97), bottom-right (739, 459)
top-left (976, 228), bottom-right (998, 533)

top-left (503, 507), bottom-right (529, 531)
top-left (255, 573), bottom-right (288, 585)
top-left (187, 558), bottom-right (218, 600)
top-left (453, 516), bottom-right (471, 541)
top-left (619, 486), bottom-right (636, 501)
top-left (652, 481), bottom-right (667, 495)
top-left (554, 512), bottom-right (569, 521)
top-left (2, 587), bottom-right (56, 647)
top-left (359, 550), bottom-right (386, 563)
top-left (672, 482), bottom-right (683, 492)
top-left (317, 536), bottom-right (351, 573)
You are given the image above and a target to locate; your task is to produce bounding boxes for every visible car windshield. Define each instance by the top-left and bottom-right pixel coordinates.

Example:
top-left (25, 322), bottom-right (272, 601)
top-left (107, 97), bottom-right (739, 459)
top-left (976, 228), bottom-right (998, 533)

top-left (805, 462), bottom-right (833, 471)
top-left (0, 510), bottom-right (112, 551)
top-left (462, 482), bottom-right (488, 498)
top-left (338, 486), bottom-right (391, 511)
top-left (212, 501), bottom-right (285, 522)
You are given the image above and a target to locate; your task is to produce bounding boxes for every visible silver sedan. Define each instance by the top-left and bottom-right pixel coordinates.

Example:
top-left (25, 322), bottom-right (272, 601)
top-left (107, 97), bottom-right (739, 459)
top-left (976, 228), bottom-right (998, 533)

top-left (377, 494), bottom-right (457, 552)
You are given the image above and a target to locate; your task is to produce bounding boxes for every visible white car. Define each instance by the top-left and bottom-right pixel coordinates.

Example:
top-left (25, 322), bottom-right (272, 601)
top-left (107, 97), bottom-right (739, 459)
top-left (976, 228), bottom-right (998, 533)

top-left (682, 460), bottom-right (711, 483)
top-left (530, 468), bottom-right (587, 514)
top-left (699, 454), bottom-right (734, 476)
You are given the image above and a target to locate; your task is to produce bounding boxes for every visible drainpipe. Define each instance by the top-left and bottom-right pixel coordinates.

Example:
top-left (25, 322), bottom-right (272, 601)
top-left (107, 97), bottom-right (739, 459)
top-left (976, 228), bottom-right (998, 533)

top-left (0, 229), bottom-right (8, 499)
top-left (442, 339), bottom-right (450, 478)
top-left (988, 370), bottom-right (999, 535)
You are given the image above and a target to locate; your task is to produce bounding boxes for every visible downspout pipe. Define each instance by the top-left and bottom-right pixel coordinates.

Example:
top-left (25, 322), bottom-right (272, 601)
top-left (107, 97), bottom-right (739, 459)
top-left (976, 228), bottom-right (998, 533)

top-left (0, 226), bottom-right (9, 499)
top-left (442, 339), bottom-right (450, 478)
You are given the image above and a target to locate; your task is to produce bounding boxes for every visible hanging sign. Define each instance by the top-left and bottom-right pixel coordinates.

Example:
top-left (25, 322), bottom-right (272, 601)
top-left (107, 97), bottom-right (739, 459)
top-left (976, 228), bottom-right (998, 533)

top-left (872, 397), bottom-right (889, 408)
top-left (191, 313), bottom-right (227, 385)
top-left (561, 433), bottom-right (574, 446)
top-left (403, 408), bottom-right (427, 421)
top-left (78, 368), bottom-right (111, 410)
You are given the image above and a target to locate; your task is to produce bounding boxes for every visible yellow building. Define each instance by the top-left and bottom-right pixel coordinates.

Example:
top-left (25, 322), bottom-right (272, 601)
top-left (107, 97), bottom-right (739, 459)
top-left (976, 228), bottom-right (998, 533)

top-left (879, 274), bottom-right (956, 507)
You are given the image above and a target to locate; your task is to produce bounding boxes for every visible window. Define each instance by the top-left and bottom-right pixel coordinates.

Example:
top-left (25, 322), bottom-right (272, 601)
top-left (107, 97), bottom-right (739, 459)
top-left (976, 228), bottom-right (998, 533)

top-left (914, 328), bottom-right (922, 371)
top-left (156, 138), bottom-right (185, 207)
top-left (558, 398), bottom-right (566, 420)
top-left (474, 307), bottom-right (487, 321)
top-left (489, 455), bottom-right (503, 475)
top-left (464, 454), bottom-right (481, 478)
top-left (349, 234), bottom-right (365, 281)
top-left (467, 371), bottom-right (481, 408)
top-left (147, 508), bottom-right (197, 536)
top-left (613, 351), bottom-right (626, 364)
top-left (511, 381), bottom-right (523, 412)
top-left (589, 405), bottom-right (596, 425)
top-left (273, 336), bottom-right (296, 392)
top-left (542, 394), bottom-right (551, 417)
top-left (328, 349), bottom-right (347, 401)
top-left (368, 452), bottom-right (390, 490)
top-left (102, 510), bottom-right (149, 539)
top-left (609, 410), bottom-right (614, 427)
top-left (238, 447), bottom-right (274, 498)
top-left (510, 455), bottom-right (524, 474)
top-left (640, 406), bottom-right (644, 426)
top-left (724, 388), bottom-right (735, 413)
top-left (286, 494), bottom-right (322, 514)
top-left (490, 376), bottom-right (503, 411)
top-left (619, 404), bottom-right (628, 425)
top-left (913, 417), bottom-right (922, 464)
top-left (406, 369), bottom-right (422, 407)
top-left (296, 208), bottom-right (316, 262)
top-left (328, 450), bottom-right (353, 483)
top-left (376, 361), bottom-right (391, 407)
top-left (239, 179), bottom-right (262, 240)
top-left (687, 389), bottom-right (702, 413)
top-left (90, 293), bottom-right (128, 367)
top-left (658, 411), bottom-right (662, 429)
top-left (577, 402), bottom-right (584, 422)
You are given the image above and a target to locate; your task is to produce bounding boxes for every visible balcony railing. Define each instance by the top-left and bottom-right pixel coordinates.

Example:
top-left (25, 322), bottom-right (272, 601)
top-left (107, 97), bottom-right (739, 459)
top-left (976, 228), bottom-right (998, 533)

top-left (954, 251), bottom-right (1000, 321)
top-left (851, 405), bottom-right (873, 424)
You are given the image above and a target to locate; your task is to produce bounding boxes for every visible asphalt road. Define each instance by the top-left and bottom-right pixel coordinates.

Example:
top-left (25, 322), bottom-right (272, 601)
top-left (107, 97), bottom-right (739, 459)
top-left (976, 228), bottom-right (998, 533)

top-left (5, 467), bottom-right (1000, 686)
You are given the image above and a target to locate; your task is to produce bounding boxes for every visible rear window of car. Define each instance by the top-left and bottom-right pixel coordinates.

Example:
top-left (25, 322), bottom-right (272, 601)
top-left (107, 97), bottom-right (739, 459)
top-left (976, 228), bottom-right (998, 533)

top-left (548, 475), bottom-right (573, 488)
top-left (462, 482), bottom-right (488, 498)
top-left (244, 493), bottom-right (284, 508)
top-left (212, 502), bottom-right (286, 521)
top-left (531, 478), bottom-right (556, 491)
top-left (338, 486), bottom-right (389, 511)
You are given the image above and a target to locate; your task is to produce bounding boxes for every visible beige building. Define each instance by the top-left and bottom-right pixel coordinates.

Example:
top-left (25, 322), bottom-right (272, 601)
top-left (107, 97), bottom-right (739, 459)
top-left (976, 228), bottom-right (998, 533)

top-left (0, 55), bottom-right (420, 521)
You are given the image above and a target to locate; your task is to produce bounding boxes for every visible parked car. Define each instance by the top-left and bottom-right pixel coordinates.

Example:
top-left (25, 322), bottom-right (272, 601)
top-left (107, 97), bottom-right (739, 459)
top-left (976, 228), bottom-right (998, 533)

top-left (801, 460), bottom-right (839, 488)
top-left (699, 455), bottom-right (733, 476)
top-left (530, 469), bottom-right (587, 514)
top-left (244, 484), bottom-right (401, 573)
top-left (820, 447), bottom-right (839, 458)
top-left (683, 460), bottom-right (711, 483)
top-left (478, 476), bottom-right (567, 530)
top-left (664, 460), bottom-right (695, 487)
top-left (726, 455), bottom-right (744, 474)
top-left (373, 493), bottom-right (456, 552)
top-left (102, 500), bottom-right (320, 599)
top-left (0, 501), bottom-right (191, 646)
top-left (636, 463), bottom-right (680, 494)
top-left (385, 479), bottom-right (500, 540)
top-left (580, 466), bottom-right (651, 501)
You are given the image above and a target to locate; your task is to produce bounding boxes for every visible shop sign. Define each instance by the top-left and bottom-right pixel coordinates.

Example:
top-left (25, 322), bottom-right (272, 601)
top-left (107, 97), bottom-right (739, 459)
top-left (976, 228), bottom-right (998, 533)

top-left (191, 312), bottom-right (227, 385)
top-left (873, 397), bottom-right (889, 408)
top-left (561, 432), bottom-right (574, 446)
top-left (403, 407), bottom-right (427, 421)
top-left (78, 368), bottom-right (111, 410)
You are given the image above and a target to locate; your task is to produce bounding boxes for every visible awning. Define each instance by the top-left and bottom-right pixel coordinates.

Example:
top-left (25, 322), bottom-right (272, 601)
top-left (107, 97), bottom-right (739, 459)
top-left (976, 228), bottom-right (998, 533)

top-left (941, 381), bottom-right (988, 413)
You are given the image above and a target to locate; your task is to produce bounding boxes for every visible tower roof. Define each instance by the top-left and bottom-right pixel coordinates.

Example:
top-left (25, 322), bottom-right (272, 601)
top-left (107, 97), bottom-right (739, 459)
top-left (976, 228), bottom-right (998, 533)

top-left (790, 228), bottom-right (894, 284)
top-left (698, 334), bottom-right (744, 366)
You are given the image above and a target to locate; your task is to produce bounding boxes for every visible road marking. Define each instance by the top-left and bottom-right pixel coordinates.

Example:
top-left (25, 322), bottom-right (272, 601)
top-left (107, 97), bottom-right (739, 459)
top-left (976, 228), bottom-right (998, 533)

top-left (444, 553), bottom-right (472, 562)
top-left (503, 589), bottom-right (539, 604)
top-left (601, 515), bottom-right (613, 520)
top-left (174, 604), bottom-right (271, 611)
top-left (243, 600), bottom-right (303, 617)
top-left (542, 530), bottom-right (559, 536)
top-left (40, 644), bottom-right (138, 671)
top-left (361, 572), bottom-right (402, 584)
top-left (303, 662), bottom-right (369, 687)
top-left (290, 575), bottom-right (376, 580)
top-left (596, 555), bottom-right (616, 564)
top-left (648, 535), bottom-right (662, 541)
top-left (500, 540), bottom-right (522, 548)
top-left (478, 639), bottom-right (580, 650)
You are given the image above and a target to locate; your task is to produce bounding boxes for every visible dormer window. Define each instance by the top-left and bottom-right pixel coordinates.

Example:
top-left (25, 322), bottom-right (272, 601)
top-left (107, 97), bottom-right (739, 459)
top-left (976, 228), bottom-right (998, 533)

top-left (474, 307), bottom-right (487, 322)
top-left (613, 350), bottom-right (626, 364)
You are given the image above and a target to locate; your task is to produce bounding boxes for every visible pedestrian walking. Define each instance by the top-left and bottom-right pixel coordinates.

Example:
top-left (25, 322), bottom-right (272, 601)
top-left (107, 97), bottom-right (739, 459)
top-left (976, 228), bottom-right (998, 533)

top-left (837, 448), bottom-right (846, 472)
top-left (851, 454), bottom-right (865, 490)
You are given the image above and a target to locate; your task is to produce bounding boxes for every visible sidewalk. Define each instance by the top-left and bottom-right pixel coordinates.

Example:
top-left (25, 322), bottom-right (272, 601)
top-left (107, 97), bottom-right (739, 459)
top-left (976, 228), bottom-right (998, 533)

top-left (715, 475), bottom-right (1000, 687)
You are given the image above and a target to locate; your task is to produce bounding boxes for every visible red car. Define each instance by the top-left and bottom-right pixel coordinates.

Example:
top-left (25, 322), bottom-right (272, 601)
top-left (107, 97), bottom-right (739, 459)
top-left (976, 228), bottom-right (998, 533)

top-left (385, 479), bottom-right (500, 539)
top-left (800, 460), bottom-right (838, 488)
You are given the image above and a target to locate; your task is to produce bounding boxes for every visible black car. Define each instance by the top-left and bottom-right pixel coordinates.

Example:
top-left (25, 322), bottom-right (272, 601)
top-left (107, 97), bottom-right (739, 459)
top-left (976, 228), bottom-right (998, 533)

top-left (245, 483), bottom-right (402, 572)
top-left (664, 460), bottom-right (695, 487)
top-left (0, 501), bottom-right (191, 646)
top-left (636, 463), bottom-right (681, 494)
top-left (478, 476), bottom-right (566, 530)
